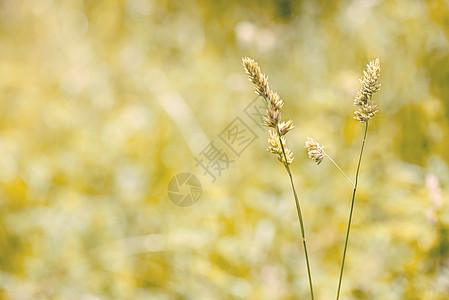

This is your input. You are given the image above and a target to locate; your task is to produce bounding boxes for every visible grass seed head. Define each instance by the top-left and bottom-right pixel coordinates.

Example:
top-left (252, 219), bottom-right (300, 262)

top-left (305, 137), bottom-right (325, 165)
top-left (354, 58), bottom-right (381, 122)
top-left (243, 57), bottom-right (294, 165)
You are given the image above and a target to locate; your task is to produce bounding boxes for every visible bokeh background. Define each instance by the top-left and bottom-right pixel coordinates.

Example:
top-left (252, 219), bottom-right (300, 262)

top-left (1, 0), bottom-right (449, 299)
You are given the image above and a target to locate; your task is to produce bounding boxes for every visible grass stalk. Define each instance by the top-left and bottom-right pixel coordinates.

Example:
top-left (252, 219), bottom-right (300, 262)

top-left (277, 129), bottom-right (315, 300)
top-left (336, 121), bottom-right (368, 300)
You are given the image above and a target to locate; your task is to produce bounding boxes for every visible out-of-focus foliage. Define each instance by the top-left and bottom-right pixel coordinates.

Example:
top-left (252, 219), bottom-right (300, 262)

top-left (0, 0), bottom-right (449, 299)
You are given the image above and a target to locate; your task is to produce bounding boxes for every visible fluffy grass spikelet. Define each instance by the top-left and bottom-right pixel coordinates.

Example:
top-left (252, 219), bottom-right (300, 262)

top-left (242, 57), bottom-right (294, 165)
top-left (354, 58), bottom-right (381, 122)
top-left (242, 57), bottom-right (284, 109)
top-left (267, 130), bottom-right (294, 164)
top-left (278, 120), bottom-right (295, 136)
top-left (305, 137), bottom-right (325, 165)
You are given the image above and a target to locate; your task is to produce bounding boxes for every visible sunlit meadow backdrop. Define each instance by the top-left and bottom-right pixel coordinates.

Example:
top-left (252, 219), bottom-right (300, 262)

top-left (1, 0), bottom-right (449, 299)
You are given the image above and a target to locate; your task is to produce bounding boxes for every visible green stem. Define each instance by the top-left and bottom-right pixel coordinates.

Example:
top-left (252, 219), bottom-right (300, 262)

top-left (336, 121), bottom-right (368, 300)
top-left (276, 129), bottom-right (315, 300)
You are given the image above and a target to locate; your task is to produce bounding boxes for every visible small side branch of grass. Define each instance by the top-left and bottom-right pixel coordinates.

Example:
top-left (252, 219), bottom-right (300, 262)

top-left (323, 151), bottom-right (354, 187)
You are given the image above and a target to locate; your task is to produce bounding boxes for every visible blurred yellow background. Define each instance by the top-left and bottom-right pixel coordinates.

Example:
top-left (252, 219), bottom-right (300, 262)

top-left (1, 0), bottom-right (449, 299)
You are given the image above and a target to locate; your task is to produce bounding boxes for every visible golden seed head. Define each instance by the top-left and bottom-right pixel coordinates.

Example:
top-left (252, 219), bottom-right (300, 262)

top-left (354, 58), bottom-right (381, 122)
top-left (354, 103), bottom-right (379, 122)
top-left (243, 57), bottom-right (293, 165)
top-left (279, 148), bottom-right (294, 165)
top-left (263, 108), bottom-right (281, 128)
top-left (278, 120), bottom-right (295, 136)
top-left (242, 57), bottom-right (269, 99)
top-left (267, 90), bottom-right (284, 110)
top-left (267, 130), bottom-right (294, 165)
top-left (267, 129), bottom-right (283, 154)
top-left (305, 137), bottom-right (325, 165)
top-left (242, 57), bottom-right (284, 110)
